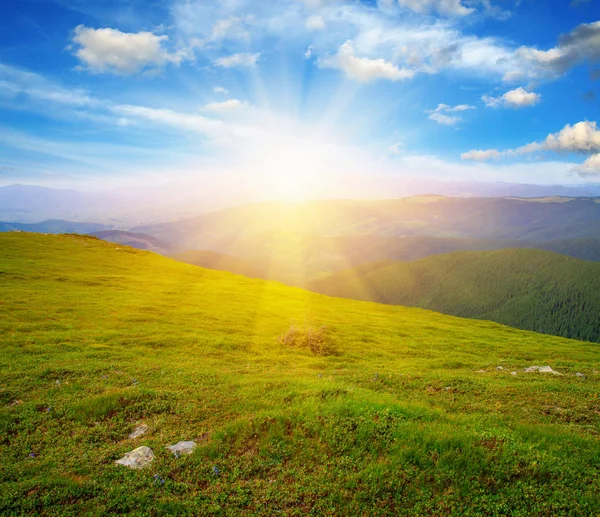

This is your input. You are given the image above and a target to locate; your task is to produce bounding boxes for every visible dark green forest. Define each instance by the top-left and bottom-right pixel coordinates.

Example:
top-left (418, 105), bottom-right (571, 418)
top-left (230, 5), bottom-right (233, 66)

top-left (311, 248), bottom-right (600, 343)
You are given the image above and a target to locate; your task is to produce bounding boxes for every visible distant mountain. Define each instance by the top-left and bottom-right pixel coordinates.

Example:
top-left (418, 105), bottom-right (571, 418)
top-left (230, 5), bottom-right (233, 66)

top-left (135, 196), bottom-right (600, 252)
top-left (0, 219), bottom-right (108, 234)
top-left (5, 182), bottom-right (600, 225)
top-left (310, 249), bottom-right (600, 343)
top-left (169, 233), bottom-right (600, 287)
top-left (0, 184), bottom-right (211, 225)
top-left (90, 231), bottom-right (169, 253)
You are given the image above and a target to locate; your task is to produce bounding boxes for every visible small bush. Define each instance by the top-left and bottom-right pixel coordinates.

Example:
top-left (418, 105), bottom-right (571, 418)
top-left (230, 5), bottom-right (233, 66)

top-left (279, 315), bottom-right (338, 356)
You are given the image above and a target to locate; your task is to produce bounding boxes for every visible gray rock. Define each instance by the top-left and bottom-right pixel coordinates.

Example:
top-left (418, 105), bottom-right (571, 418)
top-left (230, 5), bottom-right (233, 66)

top-left (576, 372), bottom-right (585, 378)
top-left (166, 441), bottom-right (197, 457)
top-left (115, 446), bottom-right (155, 469)
top-left (511, 372), bottom-right (517, 376)
top-left (524, 366), bottom-right (563, 376)
top-left (496, 366), bottom-right (504, 371)
top-left (128, 424), bottom-right (149, 440)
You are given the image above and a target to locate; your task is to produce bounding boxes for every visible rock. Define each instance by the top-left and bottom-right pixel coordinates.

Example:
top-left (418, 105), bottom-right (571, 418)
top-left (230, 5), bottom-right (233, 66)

top-left (511, 372), bottom-right (517, 376)
top-left (524, 366), bottom-right (563, 376)
top-left (115, 446), bottom-right (155, 469)
top-left (576, 372), bottom-right (585, 378)
top-left (128, 424), bottom-right (149, 440)
top-left (496, 366), bottom-right (504, 371)
top-left (166, 441), bottom-right (197, 457)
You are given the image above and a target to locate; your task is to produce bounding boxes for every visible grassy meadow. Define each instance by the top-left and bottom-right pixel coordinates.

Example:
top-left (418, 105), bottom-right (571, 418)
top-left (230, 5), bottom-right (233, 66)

top-left (1, 233), bottom-right (599, 516)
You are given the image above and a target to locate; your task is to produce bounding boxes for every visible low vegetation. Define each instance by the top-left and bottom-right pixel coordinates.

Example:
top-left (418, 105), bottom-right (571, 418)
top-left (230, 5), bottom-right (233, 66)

top-left (1, 234), bottom-right (600, 516)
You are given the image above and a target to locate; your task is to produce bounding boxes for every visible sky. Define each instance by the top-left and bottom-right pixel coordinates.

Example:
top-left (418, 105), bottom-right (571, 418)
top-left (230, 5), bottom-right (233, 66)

top-left (1, 0), bottom-right (600, 200)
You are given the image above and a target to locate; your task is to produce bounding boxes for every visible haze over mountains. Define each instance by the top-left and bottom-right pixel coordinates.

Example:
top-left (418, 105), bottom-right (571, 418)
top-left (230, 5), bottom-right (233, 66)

top-left (4, 181), bottom-right (600, 225)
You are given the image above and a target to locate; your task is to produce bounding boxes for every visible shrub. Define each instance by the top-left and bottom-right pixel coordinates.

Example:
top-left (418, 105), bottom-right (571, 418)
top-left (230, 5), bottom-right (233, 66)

top-left (279, 315), bottom-right (338, 356)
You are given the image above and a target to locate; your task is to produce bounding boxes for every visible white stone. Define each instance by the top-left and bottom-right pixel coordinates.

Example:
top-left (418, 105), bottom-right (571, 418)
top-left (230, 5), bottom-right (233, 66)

top-left (115, 446), bottom-right (155, 469)
top-left (166, 441), bottom-right (197, 456)
top-left (524, 366), bottom-right (563, 376)
top-left (128, 424), bottom-right (149, 440)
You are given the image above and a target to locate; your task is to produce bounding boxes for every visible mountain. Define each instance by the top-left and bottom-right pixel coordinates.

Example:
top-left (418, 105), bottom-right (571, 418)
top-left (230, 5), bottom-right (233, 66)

top-left (0, 219), bottom-right (109, 234)
top-left (91, 230), bottom-right (169, 253)
top-left (169, 233), bottom-right (600, 287)
top-left (4, 182), bottom-right (600, 224)
top-left (135, 196), bottom-right (600, 252)
top-left (311, 248), bottom-right (600, 343)
top-left (0, 184), bottom-right (86, 212)
top-left (0, 184), bottom-right (211, 225)
top-left (1, 233), bottom-right (599, 514)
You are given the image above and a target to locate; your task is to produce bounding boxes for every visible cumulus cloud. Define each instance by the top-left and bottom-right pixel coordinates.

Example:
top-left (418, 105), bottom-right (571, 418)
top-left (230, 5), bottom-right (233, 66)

top-left (71, 26), bottom-right (187, 75)
top-left (541, 121), bottom-right (600, 153)
top-left (318, 41), bottom-right (415, 82)
top-left (461, 121), bottom-right (600, 176)
top-left (507, 21), bottom-right (600, 80)
top-left (573, 154), bottom-right (600, 177)
top-left (204, 99), bottom-right (245, 111)
top-left (482, 87), bottom-right (541, 108)
top-left (215, 52), bottom-right (260, 68)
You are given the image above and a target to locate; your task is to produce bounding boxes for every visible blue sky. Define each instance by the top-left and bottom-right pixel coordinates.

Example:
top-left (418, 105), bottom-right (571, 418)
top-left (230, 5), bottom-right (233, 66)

top-left (1, 0), bottom-right (600, 199)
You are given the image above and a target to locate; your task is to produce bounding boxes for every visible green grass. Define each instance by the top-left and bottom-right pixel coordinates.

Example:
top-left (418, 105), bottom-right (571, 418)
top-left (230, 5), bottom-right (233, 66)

top-left (1, 233), bottom-right (599, 516)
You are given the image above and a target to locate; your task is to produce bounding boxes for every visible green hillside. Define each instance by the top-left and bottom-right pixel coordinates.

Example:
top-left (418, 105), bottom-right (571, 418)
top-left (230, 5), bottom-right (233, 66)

top-left (1, 234), bottom-right (600, 516)
top-left (311, 249), bottom-right (600, 343)
top-left (170, 249), bottom-right (263, 278)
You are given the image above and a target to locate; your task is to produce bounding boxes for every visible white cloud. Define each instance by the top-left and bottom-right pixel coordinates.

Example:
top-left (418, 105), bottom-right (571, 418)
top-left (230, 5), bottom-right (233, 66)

top-left (305, 45), bottom-right (314, 59)
top-left (541, 121), bottom-right (600, 153)
top-left (208, 15), bottom-right (254, 43)
top-left (71, 26), bottom-right (187, 75)
top-left (215, 52), bottom-right (260, 68)
top-left (397, 0), bottom-right (475, 17)
top-left (318, 41), bottom-right (415, 82)
top-left (113, 105), bottom-right (224, 134)
top-left (461, 121), bottom-right (600, 176)
top-left (573, 154), bottom-right (600, 177)
top-left (306, 15), bottom-right (325, 30)
top-left (461, 149), bottom-right (502, 161)
top-left (507, 21), bottom-right (600, 80)
top-left (428, 112), bottom-right (461, 125)
top-left (213, 86), bottom-right (228, 94)
top-left (427, 103), bottom-right (474, 125)
top-left (483, 87), bottom-right (541, 108)
top-left (204, 99), bottom-right (245, 111)
top-left (431, 103), bottom-right (476, 113)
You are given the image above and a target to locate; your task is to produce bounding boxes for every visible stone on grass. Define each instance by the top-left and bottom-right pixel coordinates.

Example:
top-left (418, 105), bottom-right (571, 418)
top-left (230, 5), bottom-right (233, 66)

top-left (576, 372), bottom-right (585, 378)
top-left (128, 424), bottom-right (149, 440)
top-left (524, 366), bottom-right (563, 376)
top-left (496, 366), bottom-right (504, 371)
top-left (511, 372), bottom-right (517, 376)
top-left (166, 441), bottom-right (197, 457)
top-left (115, 446), bottom-right (155, 469)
